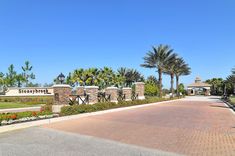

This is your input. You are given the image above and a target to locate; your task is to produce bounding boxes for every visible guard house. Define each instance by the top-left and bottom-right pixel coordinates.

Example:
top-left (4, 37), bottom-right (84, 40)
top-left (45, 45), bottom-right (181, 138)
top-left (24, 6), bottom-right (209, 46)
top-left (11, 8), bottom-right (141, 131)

top-left (187, 77), bottom-right (211, 96)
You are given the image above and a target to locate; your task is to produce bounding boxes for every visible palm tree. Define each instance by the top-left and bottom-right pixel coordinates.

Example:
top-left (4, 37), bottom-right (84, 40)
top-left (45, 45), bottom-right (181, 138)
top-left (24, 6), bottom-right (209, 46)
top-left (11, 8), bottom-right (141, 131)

top-left (98, 67), bottom-right (115, 88)
top-left (146, 75), bottom-right (159, 85)
top-left (226, 75), bottom-right (235, 94)
top-left (232, 67), bottom-right (235, 75)
top-left (173, 58), bottom-right (191, 96)
top-left (71, 68), bottom-right (99, 86)
top-left (117, 67), bottom-right (128, 78)
top-left (163, 54), bottom-right (178, 97)
top-left (125, 69), bottom-right (144, 87)
top-left (117, 67), bottom-right (144, 87)
top-left (141, 44), bottom-right (175, 97)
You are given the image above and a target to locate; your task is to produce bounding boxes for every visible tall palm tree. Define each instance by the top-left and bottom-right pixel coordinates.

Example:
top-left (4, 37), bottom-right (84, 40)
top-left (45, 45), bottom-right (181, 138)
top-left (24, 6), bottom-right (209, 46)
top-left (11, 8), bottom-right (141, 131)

top-left (141, 44), bottom-right (175, 97)
top-left (164, 54), bottom-right (178, 97)
top-left (232, 67), bottom-right (235, 75)
top-left (173, 58), bottom-right (191, 96)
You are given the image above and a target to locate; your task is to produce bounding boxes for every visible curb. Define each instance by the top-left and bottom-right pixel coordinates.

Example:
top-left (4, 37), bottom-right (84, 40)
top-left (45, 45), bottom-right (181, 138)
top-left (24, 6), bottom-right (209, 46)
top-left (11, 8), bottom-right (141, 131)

top-left (0, 99), bottom-right (181, 134)
top-left (222, 100), bottom-right (235, 115)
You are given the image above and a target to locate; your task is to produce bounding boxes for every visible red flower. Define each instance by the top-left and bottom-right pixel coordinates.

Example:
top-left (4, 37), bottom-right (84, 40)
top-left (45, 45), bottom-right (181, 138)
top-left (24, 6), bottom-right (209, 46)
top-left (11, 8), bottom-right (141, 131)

top-left (10, 114), bottom-right (17, 120)
top-left (32, 112), bottom-right (37, 116)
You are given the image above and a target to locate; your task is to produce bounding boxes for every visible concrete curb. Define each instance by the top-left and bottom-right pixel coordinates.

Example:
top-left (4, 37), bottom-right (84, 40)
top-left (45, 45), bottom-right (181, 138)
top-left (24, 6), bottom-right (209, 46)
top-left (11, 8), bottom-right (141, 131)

top-left (222, 100), bottom-right (235, 115)
top-left (0, 99), bottom-right (181, 134)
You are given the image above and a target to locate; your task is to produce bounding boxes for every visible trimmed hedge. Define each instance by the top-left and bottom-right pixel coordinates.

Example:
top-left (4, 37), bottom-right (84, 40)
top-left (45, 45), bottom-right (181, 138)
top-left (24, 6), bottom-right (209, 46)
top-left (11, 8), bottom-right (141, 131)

top-left (229, 96), bottom-right (235, 106)
top-left (60, 97), bottom-right (181, 116)
top-left (0, 96), bottom-right (53, 105)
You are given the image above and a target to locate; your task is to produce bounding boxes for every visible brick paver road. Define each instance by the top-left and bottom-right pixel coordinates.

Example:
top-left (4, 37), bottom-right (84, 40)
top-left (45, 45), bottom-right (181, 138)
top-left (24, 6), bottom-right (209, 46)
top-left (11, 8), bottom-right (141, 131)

top-left (45, 96), bottom-right (235, 156)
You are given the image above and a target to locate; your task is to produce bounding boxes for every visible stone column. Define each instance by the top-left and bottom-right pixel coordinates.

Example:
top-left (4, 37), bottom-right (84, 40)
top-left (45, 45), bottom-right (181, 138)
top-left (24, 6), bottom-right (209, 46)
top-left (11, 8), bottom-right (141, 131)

top-left (187, 89), bottom-right (191, 96)
top-left (122, 87), bottom-right (132, 101)
top-left (85, 86), bottom-right (99, 104)
top-left (76, 86), bottom-right (84, 95)
top-left (105, 87), bottom-right (118, 103)
top-left (205, 88), bottom-right (211, 96)
top-left (134, 82), bottom-right (145, 100)
top-left (52, 84), bottom-right (72, 113)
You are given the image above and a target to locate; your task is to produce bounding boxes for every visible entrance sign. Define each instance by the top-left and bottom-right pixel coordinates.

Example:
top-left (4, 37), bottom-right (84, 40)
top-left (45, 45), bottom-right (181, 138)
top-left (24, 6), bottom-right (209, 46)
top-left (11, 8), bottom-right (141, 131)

top-left (2, 87), bottom-right (54, 96)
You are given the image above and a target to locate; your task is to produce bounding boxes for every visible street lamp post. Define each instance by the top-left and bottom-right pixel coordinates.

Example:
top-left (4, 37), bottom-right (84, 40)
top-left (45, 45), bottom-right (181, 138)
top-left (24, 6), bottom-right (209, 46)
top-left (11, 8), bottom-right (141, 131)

top-left (57, 73), bottom-right (65, 84)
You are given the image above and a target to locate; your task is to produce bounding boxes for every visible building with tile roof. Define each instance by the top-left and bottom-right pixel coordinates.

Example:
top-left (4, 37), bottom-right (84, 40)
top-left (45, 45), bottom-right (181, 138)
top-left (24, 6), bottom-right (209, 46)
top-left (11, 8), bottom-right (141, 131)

top-left (187, 77), bottom-right (211, 96)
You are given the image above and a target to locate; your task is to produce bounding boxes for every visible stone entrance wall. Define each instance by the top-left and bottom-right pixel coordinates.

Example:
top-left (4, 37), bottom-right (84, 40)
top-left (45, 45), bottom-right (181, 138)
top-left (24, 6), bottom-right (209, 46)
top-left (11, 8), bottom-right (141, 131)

top-left (52, 82), bottom-right (145, 112)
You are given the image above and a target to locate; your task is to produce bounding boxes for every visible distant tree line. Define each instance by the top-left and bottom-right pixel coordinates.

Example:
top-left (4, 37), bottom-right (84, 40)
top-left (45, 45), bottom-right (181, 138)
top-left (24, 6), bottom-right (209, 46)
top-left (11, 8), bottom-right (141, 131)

top-left (205, 67), bottom-right (235, 96)
top-left (0, 61), bottom-right (35, 92)
top-left (56, 67), bottom-right (145, 90)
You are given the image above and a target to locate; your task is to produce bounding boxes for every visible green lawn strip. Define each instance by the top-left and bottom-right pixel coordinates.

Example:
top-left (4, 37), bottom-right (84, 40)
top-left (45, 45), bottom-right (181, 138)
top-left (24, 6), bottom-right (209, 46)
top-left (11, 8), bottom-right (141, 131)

top-left (0, 102), bottom-right (42, 109)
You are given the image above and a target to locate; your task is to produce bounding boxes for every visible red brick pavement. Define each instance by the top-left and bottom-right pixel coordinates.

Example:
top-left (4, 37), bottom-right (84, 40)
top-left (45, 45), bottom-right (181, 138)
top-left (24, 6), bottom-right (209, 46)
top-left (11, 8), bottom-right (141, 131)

top-left (44, 100), bottom-right (235, 156)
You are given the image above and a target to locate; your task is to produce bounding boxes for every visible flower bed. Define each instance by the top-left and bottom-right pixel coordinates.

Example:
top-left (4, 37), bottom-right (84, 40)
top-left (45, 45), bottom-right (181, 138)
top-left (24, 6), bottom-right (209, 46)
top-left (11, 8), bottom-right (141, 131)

top-left (60, 97), bottom-right (181, 116)
top-left (0, 105), bottom-right (56, 126)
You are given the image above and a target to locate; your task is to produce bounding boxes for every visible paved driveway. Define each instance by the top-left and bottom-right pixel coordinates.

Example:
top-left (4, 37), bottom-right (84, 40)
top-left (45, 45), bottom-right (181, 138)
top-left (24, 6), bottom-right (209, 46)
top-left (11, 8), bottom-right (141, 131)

top-left (0, 96), bottom-right (235, 156)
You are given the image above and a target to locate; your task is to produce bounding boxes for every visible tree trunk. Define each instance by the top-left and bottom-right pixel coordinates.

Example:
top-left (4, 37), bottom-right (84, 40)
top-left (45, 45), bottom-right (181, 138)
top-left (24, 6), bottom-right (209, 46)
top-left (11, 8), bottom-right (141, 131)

top-left (170, 73), bottom-right (174, 98)
top-left (176, 75), bottom-right (179, 97)
top-left (158, 69), bottom-right (162, 98)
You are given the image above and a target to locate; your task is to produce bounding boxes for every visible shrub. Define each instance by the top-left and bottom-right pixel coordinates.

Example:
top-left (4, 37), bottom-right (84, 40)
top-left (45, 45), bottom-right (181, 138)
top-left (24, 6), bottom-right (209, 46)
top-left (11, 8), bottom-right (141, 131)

top-left (40, 104), bottom-right (52, 112)
top-left (60, 97), bottom-right (180, 116)
top-left (145, 83), bottom-right (159, 96)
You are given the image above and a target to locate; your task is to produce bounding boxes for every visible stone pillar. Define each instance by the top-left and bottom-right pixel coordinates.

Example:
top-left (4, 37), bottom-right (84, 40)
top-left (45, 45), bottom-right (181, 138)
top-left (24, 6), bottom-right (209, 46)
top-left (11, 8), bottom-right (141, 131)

top-left (134, 82), bottom-right (145, 100)
top-left (105, 87), bottom-right (118, 103)
top-left (85, 86), bottom-right (99, 104)
top-left (122, 87), bottom-right (132, 101)
top-left (187, 89), bottom-right (191, 96)
top-left (52, 84), bottom-right (72, 113)
top-left (205, 89), bottom-right (211, 96)
top-left (76, 86), bottom-right (84, 95)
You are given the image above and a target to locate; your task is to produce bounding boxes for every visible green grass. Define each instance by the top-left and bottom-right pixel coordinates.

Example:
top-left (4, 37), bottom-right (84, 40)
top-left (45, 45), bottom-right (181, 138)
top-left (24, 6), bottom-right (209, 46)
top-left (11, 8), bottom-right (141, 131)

top-left (0, 102), bottom-right (41, 109)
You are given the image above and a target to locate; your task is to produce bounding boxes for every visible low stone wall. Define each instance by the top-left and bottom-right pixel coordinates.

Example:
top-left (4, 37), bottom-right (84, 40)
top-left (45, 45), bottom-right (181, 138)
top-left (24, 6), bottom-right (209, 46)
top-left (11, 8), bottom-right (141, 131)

top-left (51, 82), bottom-right (145, 112)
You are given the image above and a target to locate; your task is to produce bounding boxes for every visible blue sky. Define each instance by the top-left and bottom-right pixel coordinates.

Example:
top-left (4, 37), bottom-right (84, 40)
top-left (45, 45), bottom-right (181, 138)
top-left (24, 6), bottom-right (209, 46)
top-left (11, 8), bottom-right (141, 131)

top-left (0, 0), bottom-right (234, 88)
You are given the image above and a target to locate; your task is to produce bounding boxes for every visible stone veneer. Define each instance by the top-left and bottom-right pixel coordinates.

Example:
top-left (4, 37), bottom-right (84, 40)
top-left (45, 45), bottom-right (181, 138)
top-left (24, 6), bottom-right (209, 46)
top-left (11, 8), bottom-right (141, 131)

top-left (134, 82), bottom-right (145, 100)
top-left (122, 87), bottom-right (132, 101)
top-left (105, 87), bottom-right (118, 103)
top-left (85, 86), bottom-right (99, 104)
top-left (76, 86), bottom-right (85, 95)
top-left (52, 84), bottom-right (72, 113)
